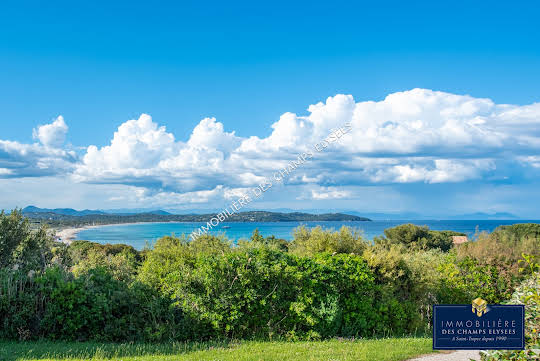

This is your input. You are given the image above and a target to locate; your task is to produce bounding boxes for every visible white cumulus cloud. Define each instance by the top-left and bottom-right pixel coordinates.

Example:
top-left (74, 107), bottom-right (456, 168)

top-left (32, 116), bottom-right (68, 148)
top-left (0, 116), bottom-right (76, 178)
top-left (3, 89), bottom-right (540, 207)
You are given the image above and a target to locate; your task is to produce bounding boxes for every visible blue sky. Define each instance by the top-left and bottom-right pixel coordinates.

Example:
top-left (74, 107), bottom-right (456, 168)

top-left (1, 1), bottom-right (540, 217)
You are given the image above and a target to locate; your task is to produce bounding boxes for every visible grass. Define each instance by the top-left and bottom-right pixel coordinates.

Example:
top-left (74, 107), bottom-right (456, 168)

top-left (0, 338), bottom-right (435, 361)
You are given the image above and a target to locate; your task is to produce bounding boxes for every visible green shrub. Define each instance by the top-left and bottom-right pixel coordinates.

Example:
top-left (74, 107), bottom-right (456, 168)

top-left (0, 209), bottom-right (53, 272)
top-left (438, 255), bottom-right (511, 304)
top-left (456, 224), bottom-right (540, 296)
top-left (375, 224), bottom-right (464, 251)
top-left (0, 266), bottom-right (186, 342)
top-left (237, 229), bottom-right (289, 252)
top-left (363, 245), bottom-right (450, 333)
top-left (139, 237), bottom-right (423, 339)
top-left (0, 269), bottom-right (41, 340)
top-left (2, 213), bottom-right (538, 343)
top-left (288, 225), bottom-right (367, 256)
top-left (68, 241), bottom-right (141, 282)
top-left (401, 249), bottom-right (451, 327)
top-left (481, 256), bottom-right (539, 360)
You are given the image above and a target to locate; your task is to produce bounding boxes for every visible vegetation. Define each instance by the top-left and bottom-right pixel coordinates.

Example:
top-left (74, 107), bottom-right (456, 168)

top-left (0, 209), bottom-right (539, 359)
top-left (374, 223), bottom-right (465, 251)
top-left (21, 208), bottom-right (370, 230)
top-left (0, 209), bottom-right (54, 272)
top-left (288, 225), bottom-right (366, 256)
top-left (481, 255), bottom-right (540, 360)
top-left (0, 338), bottom-right (432, 361)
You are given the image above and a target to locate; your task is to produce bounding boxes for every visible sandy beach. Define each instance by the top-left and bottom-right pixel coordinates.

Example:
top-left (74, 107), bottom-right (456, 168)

top-left (54, 222), bottom-right (160, 244)
top-left (55, 225), bottom-right (100, 244)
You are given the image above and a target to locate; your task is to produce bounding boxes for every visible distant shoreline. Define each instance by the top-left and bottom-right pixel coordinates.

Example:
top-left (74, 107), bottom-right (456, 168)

top-left (55, 222), bottom-right (152, 243)
top-left (53, 219), bottom-right (540, 249)
top-left (54, 219), bottom-right (369, 243)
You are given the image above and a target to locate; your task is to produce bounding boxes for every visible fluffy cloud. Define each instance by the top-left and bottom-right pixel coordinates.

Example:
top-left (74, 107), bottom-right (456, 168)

top-left (309, 187), bottom-right (351, 200)
top-left (0, 116), bottom-right (76, 178)
top-left (73, 114), bottom-right (245, 192)
top-left (32, 116), bottom-right (68, 148)
top-left (72, 89), bottom-right (540, 200)
top-left (4, 89), bottom-right (540, 207)
top-left (369, 159), bottom-right (496, 184)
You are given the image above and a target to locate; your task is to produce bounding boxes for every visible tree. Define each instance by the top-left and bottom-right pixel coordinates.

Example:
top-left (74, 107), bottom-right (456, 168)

top-left (375, 224), bottom-right (460, 251)
top-left (0, 209), bottom-right (53, 271)
top-left (289, 226), bottom-right (366, 256)
top-left (250, 228), bottom-right (264, 243)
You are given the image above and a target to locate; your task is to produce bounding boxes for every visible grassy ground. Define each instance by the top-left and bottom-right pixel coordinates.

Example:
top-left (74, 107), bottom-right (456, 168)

top-left (0, 338), bottom-right (434, 361)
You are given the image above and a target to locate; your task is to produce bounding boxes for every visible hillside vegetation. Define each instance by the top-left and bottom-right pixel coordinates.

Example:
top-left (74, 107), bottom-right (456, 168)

top-left (0, 210), bottom-right (538, 359)
top-left (21, 208), bottom-right (370, 229)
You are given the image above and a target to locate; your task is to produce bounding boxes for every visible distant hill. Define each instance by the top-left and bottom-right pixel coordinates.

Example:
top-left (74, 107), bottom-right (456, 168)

top-left (448, 212), bottom-right (520, 220)
top-left (348, 211), bottom-right (522, 220)
top-left (348, 211), bottom-right (426, 220)
top-left (20, 206), bottom-right (522, 221)
top-left (23, 206), bottom-right (107, 216)
top-left (21, 208), bottom-right (370, 227)
top-left (23, 206), bottom-right (171, 217)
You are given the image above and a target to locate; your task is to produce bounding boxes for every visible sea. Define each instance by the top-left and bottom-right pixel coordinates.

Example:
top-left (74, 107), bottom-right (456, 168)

top-left (75, 219), bottom-right (540, 250)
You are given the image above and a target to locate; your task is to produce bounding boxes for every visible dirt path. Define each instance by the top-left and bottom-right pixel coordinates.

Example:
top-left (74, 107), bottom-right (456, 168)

top-left (408, 350), bottom-right (481, 361)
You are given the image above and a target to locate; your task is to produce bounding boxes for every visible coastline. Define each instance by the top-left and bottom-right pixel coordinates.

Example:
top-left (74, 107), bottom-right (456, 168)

top-left (52, 219), bottom-right (539, 247)
top-left (52, 219), bottom-right (369, 244)
top-left (55, 225), bottom-right (99, 244)
top-left (54, 222), bottom-right (151, 244)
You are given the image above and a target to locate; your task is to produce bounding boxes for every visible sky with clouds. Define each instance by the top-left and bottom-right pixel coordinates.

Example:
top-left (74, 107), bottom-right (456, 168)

top-left (2, 89), bottom-right (540, 217)
top-left (1, 1), bottom-right (540, 217)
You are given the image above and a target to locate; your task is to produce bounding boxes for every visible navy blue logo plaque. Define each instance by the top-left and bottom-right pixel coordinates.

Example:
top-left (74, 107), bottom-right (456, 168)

top-left (433, 303), bottom-right (525, 350)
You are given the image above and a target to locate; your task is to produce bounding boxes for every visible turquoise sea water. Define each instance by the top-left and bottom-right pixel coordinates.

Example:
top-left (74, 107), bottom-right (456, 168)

top-left (75, 220), bottom-right (539, 250)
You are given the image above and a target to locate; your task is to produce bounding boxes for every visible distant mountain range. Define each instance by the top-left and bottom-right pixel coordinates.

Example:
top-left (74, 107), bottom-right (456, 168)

top-left (22, 206), bottom-right (172, 216)
top-left (348, 211), bottom-right (521, 220)
top-left (20, 206), bottom-right (522, 221)
top-left (446, 212), bottom-right (521, 220)
top-left (20, 206), bottom-right (370, 226)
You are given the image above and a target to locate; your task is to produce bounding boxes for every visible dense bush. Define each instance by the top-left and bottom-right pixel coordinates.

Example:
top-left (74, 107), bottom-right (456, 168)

top-left (481, 256), bottom-right (539, 360)
top-left (438, 255), bottom-right (512, 304)
top-left (375, 223), bottom-right (464, 251)
top-left (364, 245), bottom-right (444, 331)
top-left (139, 238), bottom-right (391, 339)
top-left (1, 210), bottom-right (539, 342)
top-left (0, 209), bottom-right (53, 272)
top-left (68, 240), bottom-right (142, 282)
top-left (455, 224), bottom-right (540, 297)
top-left (365, 245), bottom-right (519, 328)
top-left (0, 266), bottom-right (186, 341)
top-left (288, 225), bottom-right (366, 256)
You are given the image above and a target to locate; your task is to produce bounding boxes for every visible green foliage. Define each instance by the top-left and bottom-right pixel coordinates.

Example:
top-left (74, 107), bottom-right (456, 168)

top-left (140, 241), bottom-right (382, 339)
top-left (288, 225), bottom-right (367, 256)
top-left (68, 241), bottom-right (142, 282)
top-left (401, 249), bottom-right (452, 326)
top-left (137, 234), bottom-right (230, 297)
top-left (0, 266), bottom-right (186, 342)
top-left (456, 224), bottom-right (540, 297)
top-left (240, 229), bottom-right (289, 252)
top-left (139, 235), bottom-right (429, 339)
top-left (438, 255), bottom-right (511, 304)
top-left (493, 223), bottom-right (540, 241)
top-left (1, 209), bottom-right (539, 344)
top-left (482, 256), bottom-right (540, 360)
top-left (375, 224), bottom-right (463, 251)
top-left (363, 245), bottom-right (462, 332)
top-left (0, 209), bottom-right (53, 272)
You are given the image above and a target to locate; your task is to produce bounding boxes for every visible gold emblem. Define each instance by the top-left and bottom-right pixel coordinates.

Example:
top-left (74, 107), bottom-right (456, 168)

top-left (472, 298), bottom-right (487, 317)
